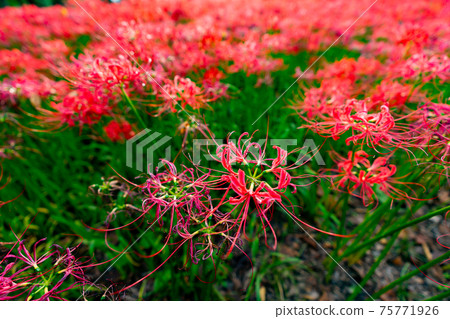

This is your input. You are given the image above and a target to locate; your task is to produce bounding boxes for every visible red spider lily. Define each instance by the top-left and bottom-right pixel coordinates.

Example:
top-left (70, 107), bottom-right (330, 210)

top-left (140, 160), bottom-right (212, 226)
top-left (321, 150), bottom-right (425, 206)
top-left (99, 160), bottom-right (216, 263)
top-left (208, 131), bottom-right (352, 256)
top-left (138, 161), bottom-right (227, 264)
top-left (101, 131), bottom-right (354, 292)
top-left (151, 76), bottom-right (216, 115)
top-left (315, 57), bottom-right (381, 84)
top-left (62, 55), bottom-right (143, 92)
top-left (2, 72), bottom-right (69, 102)
top-left (216, 36), bottom-right (281, 76)
top-left (96, 160), bottom-right (237, 293)
top-left (104, 120), bottom-right (135, 142)
top-left (32, 39), bottom-right (70, 63)
top-left (36, 88), bottom-right (112, 129)
top-left (418, 103), bottom-right (450, 164)
top-left (302, 99), bottom-right (422, 151)
top-left (1, 238), bottom-right (95, 301)
top-left (395, 24), bottom-right (430, 54)
top-left (202, 67), bottom-right (229, 99)
top-left (0, 263), bottom-right (18, 299)
top-left (291, 78), bottom-right (351, 118)
top-left (0, 49), bottom-right (47, 76)
top-left (395, 53), bottom-right (450, 82)
top-left (369, 80), bottom-right (417, 109)
top-left (7, 239), bottom-right (56, 271)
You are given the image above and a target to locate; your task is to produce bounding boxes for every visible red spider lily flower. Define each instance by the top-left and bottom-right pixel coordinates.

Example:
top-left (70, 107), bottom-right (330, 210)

top-left (1, 72), bottom-right (69, 102)
top-left (151, 76), bottom-right (216, 115)
top-left (291, 78), bottom-right (351, 118)
top-left (140, 160), bottom-right (212, 223)
top-left (37, 88), bottom-right (112, 129)
top-left (101, 160), bottom-right (215, 262)
top-left (63, 55), bottom-right (143, 92)
top-left (99, 159), bottom-right (240, 293)
top-left (369, 80), bottom-right (417, 109)
top-left (227, 169), bottom-right (282, 205)
top-left (321, 150), bottom-right (425, 206)
top-left (1, 238), bottom-right (95, 301)
top-left (103, 131), bottom-right (353, 292)
top-left (38, 245), bottom-right (92, 301)
top-left (0, 263), bottom-right (18, 300)
top-left (209, 131), bottom-right (351, 256)
top-left (104, 120), bottom-right (135, 142)
top-left (418, 103), bottom-right (450, 164)
top-left (396, 53), bottom-right (450, 82)
top-left (202, 67), bottom-right (229, 99)
top-left (140, 161), bottom-right (215, 258)
top-left (315, 57), bottom-right (382, 84)
top-left (219, 37), bottom-right (282, 75)
top-left (0, 49), bottom-right (47, 76)
top-left (255, 73), bottom-right (274, 88)
top-left (33, 39), bottom-right (70, 63)
top-left (302, 99), bottom-right (421, 151)
top-left (395, 24), bottom-right (430, 54)
top-left (7, 239), bottom-right (55, 271)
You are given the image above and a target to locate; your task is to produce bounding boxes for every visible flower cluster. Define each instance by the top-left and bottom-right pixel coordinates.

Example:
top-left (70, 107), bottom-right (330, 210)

top-left (0, 239), bottom-right (94, 301)
top-left (97, 132), bottom-right (352, 291)
top-left (0, 0), bottom-right (447, 144)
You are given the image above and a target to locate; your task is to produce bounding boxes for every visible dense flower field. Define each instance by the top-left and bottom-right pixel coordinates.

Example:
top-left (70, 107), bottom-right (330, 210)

top-left (1, 0), bottom-right (449, 301)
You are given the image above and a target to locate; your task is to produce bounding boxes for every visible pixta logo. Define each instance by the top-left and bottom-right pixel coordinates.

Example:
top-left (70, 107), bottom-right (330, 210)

top-left (126, 129), bottom-right (172, 173)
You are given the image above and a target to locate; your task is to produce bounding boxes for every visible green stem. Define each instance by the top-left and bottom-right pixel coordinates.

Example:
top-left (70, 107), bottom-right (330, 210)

top-left (424, 289), bottom-right (450, 301)
top-left (326, 194), bottom-right (349, 281)
top-left (121, 86), bottom-right (146, 129)
top-left (370, 250), bottom-right (450, 300)
top-left (327, 200), bottom-right (392, 276)
top-left (138, 278), bottom-right (148, 301)
top-left (347, 231), bottom-right (400, 300)
top-left (342, 205), bottom-right (450, 259)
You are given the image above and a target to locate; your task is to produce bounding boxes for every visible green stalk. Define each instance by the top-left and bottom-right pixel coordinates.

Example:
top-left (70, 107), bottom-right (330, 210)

top-left (138, 278), bottom-right (149, 301)
top-left (121, 86), bottom-right (147, 129)
top-left (342, 204), bottom-right (450, 259)
top-left (370, 250), bottom-right (450, 300)
top-left (347, 231), bottom-right (400, 300)
top-left (424, 289), bottom-right (450, 301)
top-left (327, 200), bottom-right (392, 276)
top-left (349, 205), bottom-right (400, 262)
top-left (326, 194), bottom-right (349, 281)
